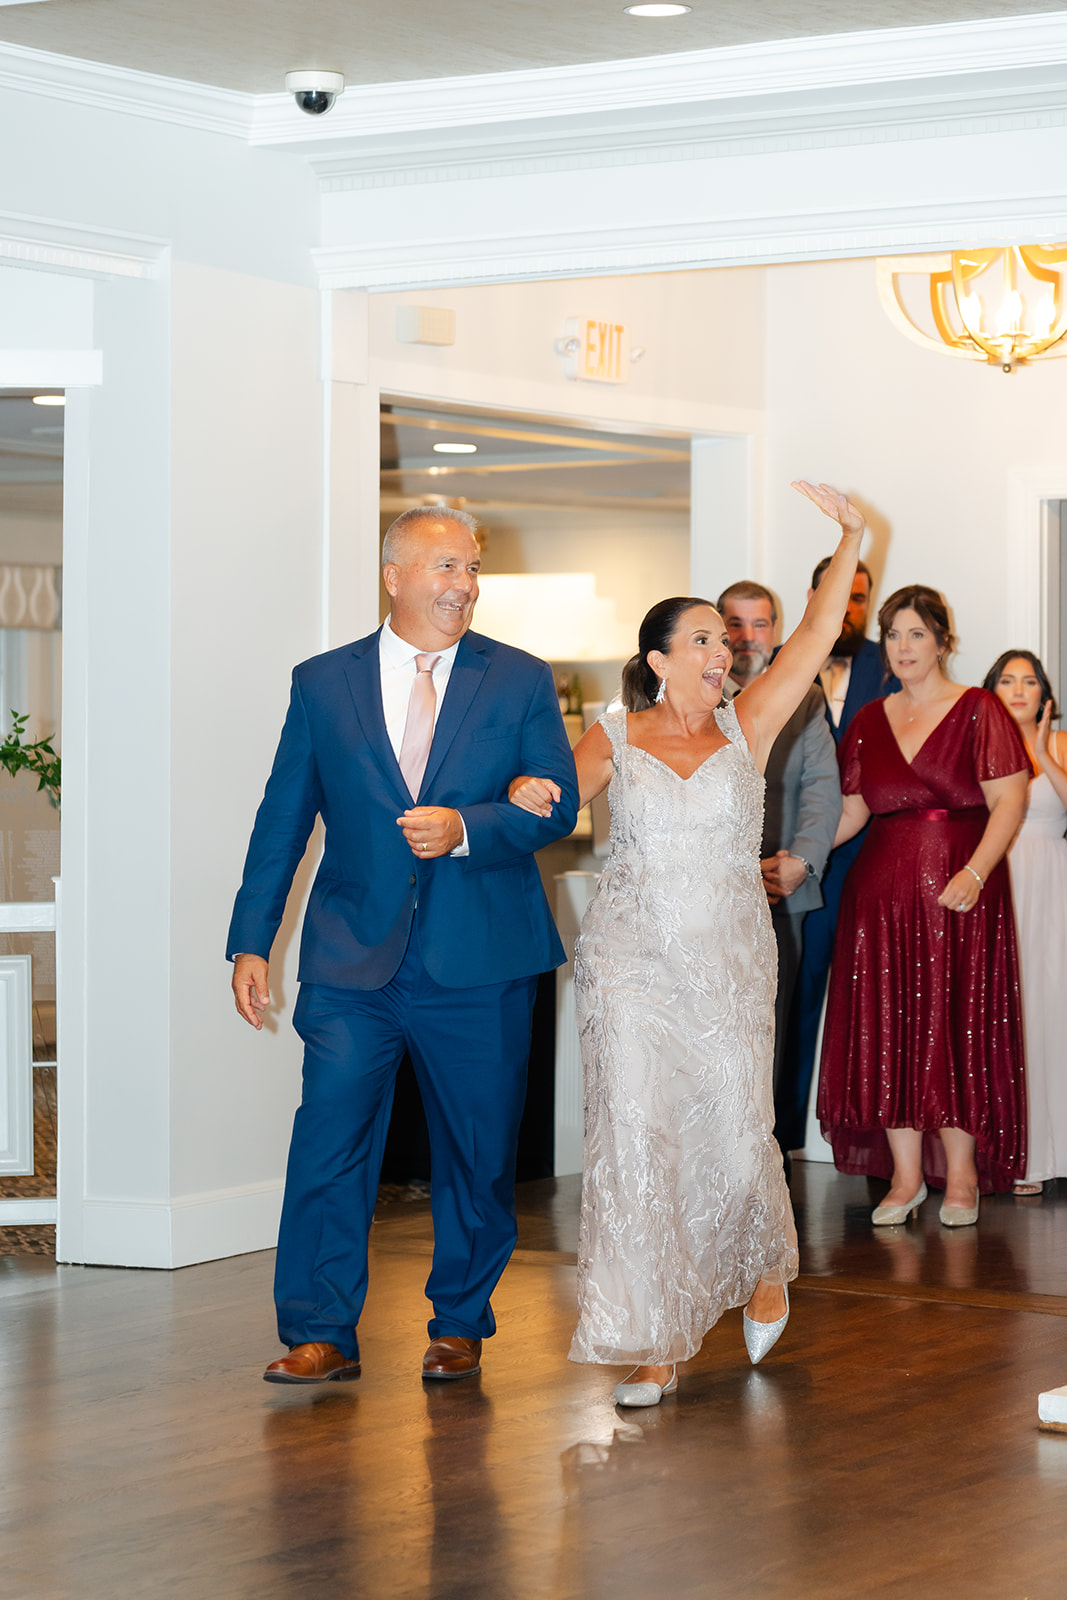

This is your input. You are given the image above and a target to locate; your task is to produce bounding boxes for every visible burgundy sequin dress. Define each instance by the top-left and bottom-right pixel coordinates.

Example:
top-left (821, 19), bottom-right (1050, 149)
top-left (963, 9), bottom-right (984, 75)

top-left (818, 686), bottom-right (1029, 1193)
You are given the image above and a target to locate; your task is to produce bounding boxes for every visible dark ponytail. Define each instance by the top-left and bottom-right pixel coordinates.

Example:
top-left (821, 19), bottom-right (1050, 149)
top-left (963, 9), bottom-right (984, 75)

top-left (621, 596), bottom-right (714, 711)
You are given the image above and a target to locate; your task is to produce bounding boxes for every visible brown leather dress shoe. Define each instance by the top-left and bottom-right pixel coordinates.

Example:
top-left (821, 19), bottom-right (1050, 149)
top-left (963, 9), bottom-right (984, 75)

top-left (263, 1341), bottom-right (362, 1385)
top-left (421, 1335), bottom-right (482, 1380)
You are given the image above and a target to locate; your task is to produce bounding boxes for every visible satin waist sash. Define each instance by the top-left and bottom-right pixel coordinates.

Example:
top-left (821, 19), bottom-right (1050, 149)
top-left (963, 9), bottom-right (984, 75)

top-left (876, 806), bottom-right (987, 823)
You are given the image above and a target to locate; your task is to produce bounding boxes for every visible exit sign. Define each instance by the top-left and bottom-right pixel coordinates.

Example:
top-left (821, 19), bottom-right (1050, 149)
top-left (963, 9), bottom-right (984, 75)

top-left (563, 317), bottom-right (630, 384)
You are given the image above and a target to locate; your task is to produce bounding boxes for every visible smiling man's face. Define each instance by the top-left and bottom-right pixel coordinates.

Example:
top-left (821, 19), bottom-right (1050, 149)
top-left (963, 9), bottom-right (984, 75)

top-left (384, 519), bottom-right (481, 651)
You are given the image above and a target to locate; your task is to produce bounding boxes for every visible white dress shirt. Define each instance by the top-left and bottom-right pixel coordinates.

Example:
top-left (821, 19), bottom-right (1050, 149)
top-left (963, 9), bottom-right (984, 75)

top-left (379, 617), bottom-right (468, 854)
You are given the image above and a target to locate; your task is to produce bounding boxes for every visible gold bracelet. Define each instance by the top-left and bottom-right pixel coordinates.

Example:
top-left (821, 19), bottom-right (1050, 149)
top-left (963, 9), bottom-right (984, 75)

top-left (964, 865), bottom-right (984, 889)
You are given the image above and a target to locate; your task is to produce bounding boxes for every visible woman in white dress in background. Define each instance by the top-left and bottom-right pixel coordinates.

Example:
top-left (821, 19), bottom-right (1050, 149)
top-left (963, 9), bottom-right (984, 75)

top-left (510, 481), bottom-right (864, 1407)
top-left (986, 650), bottom-right (1067, 1195)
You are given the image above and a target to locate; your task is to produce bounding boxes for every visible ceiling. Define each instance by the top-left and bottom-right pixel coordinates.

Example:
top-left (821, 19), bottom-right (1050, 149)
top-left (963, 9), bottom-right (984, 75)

top-left (0, 0), bottom-right (1063, 94)
top-left (381, 403), bottom-right (689, 513)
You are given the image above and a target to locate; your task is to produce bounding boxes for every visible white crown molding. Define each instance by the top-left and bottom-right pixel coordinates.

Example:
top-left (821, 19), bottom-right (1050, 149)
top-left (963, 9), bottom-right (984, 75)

top-left (313, 190), bottom-right (1067, 291)
top-left (0, 210), bottom-right (167, 279)
top-left (2, 14), bottom-right (1067, 150)
top-left (0, 37), bottom-right (254, 136)
top-left (252, 13), bottom-right (1067, 148)
top-left (0, 350), bottom-right (103, 386)
top-left (312, 71), bottom-right (1067, 192)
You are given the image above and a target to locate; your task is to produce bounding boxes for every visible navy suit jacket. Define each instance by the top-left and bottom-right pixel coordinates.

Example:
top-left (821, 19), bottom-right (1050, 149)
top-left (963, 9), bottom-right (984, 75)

top-left (226, 627), bottom-right (580, 990)
top-left (828, 638), bottom-right (898, 742)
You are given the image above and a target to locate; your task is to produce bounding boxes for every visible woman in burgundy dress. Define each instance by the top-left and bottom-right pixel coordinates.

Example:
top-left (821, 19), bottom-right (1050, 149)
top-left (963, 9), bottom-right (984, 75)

top-left (819, 586), bottom-right (1030, 1226)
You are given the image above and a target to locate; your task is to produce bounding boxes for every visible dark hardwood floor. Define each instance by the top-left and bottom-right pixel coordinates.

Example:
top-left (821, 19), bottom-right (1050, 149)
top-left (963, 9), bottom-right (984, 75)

top-left (2, 1164), bottom-right (1066, 1598)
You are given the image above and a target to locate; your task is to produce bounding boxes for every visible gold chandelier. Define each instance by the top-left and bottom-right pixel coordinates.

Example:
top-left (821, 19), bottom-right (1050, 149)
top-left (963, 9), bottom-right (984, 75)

top-left (877, 244), bottom-right (1067, 372)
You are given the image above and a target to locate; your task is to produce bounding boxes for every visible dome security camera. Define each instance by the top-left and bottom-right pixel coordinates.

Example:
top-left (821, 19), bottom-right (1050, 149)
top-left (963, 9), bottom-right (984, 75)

top-left (285, 70), bottom-right (345, 116)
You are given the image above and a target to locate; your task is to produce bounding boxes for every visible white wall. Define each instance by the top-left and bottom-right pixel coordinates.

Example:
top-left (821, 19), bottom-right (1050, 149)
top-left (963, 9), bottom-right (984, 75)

top-left (368, 268), bottom-right (765, 418)
top-left (169, 261), bottom-right (321, 1251)
top-left (0, 84), bottom-right (325, 1265)
top-left (762, 257), bottom-right (1067, 688)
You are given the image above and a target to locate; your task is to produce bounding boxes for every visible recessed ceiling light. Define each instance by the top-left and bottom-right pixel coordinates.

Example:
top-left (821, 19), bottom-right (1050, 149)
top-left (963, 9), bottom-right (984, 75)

top-left (624, 4), bottom-right (692, 14)
top-left (433, 441), bottom-right (477, 454)
top-left (32, 395), bottom-right (65, 406)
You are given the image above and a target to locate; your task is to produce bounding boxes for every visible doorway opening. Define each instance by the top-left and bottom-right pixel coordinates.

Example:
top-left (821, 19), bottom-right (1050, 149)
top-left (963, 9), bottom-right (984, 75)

top-left (0, 386), bottom-right (63, 1254)
top-left (376, 396), bottom-right (693, 1185)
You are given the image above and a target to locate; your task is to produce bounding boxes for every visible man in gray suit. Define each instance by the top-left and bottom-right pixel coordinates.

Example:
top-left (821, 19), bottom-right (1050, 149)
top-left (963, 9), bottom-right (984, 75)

top-left (718, 582), bottom-right (842, 1103)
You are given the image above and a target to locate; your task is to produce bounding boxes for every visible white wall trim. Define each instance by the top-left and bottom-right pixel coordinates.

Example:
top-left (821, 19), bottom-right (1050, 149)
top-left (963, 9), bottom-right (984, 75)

top-left (311, 75), bottom-right (1067, 193)
top-left (252, 15), bottom-right (1067, 147)
top-left (1006, 469), bottom-right (1067, 666)
top-left (0, 1198), bottom-right (57, 1225)
top-left (314, 190), bottom-right (1067, 291)
top-left (2, 15), bottom-right (1067, 150)
top-left (0, 900), bottom-right (56, 932)
top-left (0, 210), bottom-right (167, 280)
top-left (0, 38), bottom-right (253, 136)
top-left (77, 1180), bottom-right (282, 1269)
top-left (0, 349), bottom-right (102, 386)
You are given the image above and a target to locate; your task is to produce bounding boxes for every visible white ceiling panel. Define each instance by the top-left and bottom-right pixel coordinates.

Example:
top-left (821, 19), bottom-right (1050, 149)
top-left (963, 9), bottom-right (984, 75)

top-left (0, 0), bottom-right (1064, 93)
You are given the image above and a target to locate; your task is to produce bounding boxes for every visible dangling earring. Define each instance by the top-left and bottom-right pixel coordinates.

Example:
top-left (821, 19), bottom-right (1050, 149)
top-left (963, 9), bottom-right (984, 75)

top-left (655, 677), bottom-right (667, 705)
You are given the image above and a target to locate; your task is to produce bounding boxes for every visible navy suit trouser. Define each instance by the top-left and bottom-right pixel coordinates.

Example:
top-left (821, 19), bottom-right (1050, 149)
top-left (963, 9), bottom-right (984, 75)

top-left (274, 925), bottom-right (537, 1358)
top-left (774, 829), bottom-right (865, 1152)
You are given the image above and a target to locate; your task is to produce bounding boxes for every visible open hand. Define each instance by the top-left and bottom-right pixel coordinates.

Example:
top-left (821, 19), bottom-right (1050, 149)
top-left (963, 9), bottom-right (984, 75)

top-left (232, 954), bottom-right (270, 1029)
top-left (508, 775), bottom-right (561, 818)
top-left (791, 480), bottom-right (865, 537)
top-left (1036, 699), bottom-right (1053, 762)
top-left (397, 806), bottom-right (465, 858)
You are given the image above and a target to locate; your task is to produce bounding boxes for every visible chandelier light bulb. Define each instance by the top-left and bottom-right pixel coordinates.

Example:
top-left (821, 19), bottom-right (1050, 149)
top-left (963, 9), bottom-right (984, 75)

top-left (996, 289), bottom-right (1022, 335)
top-left (959, 292), bottom-right (983, 332)
top-left (1034, 294), bottom-right (1057, 336)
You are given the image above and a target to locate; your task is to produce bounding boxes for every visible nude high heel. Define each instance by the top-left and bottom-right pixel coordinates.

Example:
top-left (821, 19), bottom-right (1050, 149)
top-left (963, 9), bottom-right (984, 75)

top-left (939, 1191), bottom-right (980, 1227)
top-left (871, 1182), bottom-right (927, 1226)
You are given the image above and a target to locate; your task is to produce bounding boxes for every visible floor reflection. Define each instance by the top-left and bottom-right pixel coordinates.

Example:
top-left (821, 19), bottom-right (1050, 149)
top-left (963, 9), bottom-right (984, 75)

top-left (791, 1162), bottom-right (1066, 1299)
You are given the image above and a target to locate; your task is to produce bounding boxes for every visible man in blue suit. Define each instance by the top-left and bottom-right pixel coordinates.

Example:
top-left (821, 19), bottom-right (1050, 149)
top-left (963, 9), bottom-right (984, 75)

top-left (228, 507), bottom-right (578, 1385)
top-left (774, 557), bottom-right (898, 1152)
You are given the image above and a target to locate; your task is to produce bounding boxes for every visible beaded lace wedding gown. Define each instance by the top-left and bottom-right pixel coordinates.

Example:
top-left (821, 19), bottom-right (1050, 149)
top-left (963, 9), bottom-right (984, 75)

top-left (569, 701), bottom-right (798, 1367)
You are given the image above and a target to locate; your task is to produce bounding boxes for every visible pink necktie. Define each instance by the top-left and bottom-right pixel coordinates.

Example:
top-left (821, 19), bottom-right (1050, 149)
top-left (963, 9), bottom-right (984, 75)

top-left (398, 653), bottom-right (441, 800)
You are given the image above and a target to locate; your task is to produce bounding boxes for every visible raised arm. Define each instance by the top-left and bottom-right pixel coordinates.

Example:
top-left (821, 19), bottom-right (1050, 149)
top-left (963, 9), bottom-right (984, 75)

top-left (734, 482), bottom-right (865, 772)
top-left (1036, 709), bottom-right (1067, 811)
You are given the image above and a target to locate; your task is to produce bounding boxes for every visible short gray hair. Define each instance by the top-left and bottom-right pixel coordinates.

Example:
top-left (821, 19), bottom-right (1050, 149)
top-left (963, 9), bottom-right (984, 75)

top-left (381, 506), bottom-right (480, 569)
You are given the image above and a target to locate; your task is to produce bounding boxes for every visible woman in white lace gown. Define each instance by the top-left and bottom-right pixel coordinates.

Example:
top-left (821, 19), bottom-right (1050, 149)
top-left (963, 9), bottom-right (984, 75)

top-left (987, 651), bottom-right (1067, 1193)
top-left (511, 482), bottom-right (865, 1405)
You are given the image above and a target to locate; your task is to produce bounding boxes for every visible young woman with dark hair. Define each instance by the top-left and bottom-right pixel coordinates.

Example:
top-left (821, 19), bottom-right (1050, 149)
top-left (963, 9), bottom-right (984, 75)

top-left (986, 650), bottom-right (1067, 1195)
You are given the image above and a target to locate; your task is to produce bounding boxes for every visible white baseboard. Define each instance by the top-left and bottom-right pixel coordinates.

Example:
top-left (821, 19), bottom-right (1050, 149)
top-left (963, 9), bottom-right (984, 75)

top-left (73, 1180), bottom-right (283, 1269)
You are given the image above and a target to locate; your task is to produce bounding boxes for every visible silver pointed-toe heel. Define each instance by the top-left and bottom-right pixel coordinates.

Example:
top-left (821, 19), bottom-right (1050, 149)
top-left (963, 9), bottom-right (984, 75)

top-left (939, 1191), bottom-right (980, 1227)
top-left (871, 1182), bottom-right (927, 1226)
top-left (613, 1365), bottom-right (678, 1408)
top-left (743, 1286), bottom-right (789, 1366)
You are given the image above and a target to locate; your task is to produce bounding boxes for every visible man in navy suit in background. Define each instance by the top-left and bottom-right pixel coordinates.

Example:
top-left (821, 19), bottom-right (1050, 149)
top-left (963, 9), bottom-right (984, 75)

top-left (228, 508), bottom-right (578, 1385)
top-left (774, 556), bottom-right (898, 1152)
